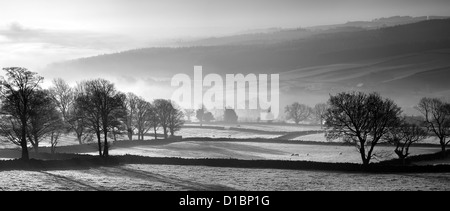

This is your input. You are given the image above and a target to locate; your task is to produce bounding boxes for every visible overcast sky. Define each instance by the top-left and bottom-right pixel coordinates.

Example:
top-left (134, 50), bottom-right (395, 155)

top-left (2, 0), bottom-right (450, 34)
top-left (1, 0), bottom-right (450, 70)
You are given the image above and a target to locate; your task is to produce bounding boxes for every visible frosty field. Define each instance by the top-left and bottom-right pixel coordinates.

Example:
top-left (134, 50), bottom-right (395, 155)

top-left (1, 123), bottom-right (448, 191)
top-left (177, 128), bottom-right (281, 139)
top-left (84, 141), bottom-right (439, 164)
top-left (1, 164), bottom-right (449, 191)
top-left (292, 132), bottom-right (446, 145)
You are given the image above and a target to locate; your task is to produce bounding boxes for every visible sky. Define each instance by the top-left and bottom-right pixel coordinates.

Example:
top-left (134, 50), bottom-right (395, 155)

top-left (1, 0), bottom-right (450, 70)
top-left (1, 0), bottom-right (450, 96)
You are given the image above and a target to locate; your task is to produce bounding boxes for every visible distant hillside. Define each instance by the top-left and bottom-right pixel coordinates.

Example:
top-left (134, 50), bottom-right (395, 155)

top-left (307, 15), bottom-right (449, 31)
top-left (44, 19), bottom-right (450, 114)
top-left (174, 28), bottom-right (316, 46)
top-left (46, 19), bottom-right (450, 77)
top-left (177, 16), bottom-right (449, 47)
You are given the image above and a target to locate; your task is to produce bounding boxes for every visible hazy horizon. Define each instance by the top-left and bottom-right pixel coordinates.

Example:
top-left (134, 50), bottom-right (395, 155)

top-left (1, 1), bottom-right (450, 117)
top-left (1, 0), bottom-right (450, 70)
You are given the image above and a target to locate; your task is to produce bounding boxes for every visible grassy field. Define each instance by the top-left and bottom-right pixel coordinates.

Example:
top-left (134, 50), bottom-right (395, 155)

top-left (2, 123), bottom-right (443, 150)
top-left (292, 132), bottom-right (445, 145)
top-left (1, 164), bottom-right (449, 191)
top-left (0, 123), bottom-right (448, 191)
top-left (0, 139), bottom-right (442, 164)
top-left (0, 123), bottom-right (320, 150)
top-left (177, 128), bottom-right (281, 139)
top-left (104, 141), bottom-right (441, 163)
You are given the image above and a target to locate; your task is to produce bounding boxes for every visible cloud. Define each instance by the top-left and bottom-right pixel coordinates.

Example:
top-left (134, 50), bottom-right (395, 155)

top-left (0, 22), bottom-right (135, 50)
top-left (0, 22), bottom-right (142, 70)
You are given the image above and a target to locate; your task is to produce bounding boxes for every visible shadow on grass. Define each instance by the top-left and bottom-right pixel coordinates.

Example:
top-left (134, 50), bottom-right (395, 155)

top-left (39, 171), bottom-right (103, 191)
top-left (380, 150), bottom-right (450, 165)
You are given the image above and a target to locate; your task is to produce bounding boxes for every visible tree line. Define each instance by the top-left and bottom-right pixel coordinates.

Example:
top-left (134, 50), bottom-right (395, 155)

top-left (286, 92), bottom-right (450, 166)
top-left (2, 67), bottom-right (448, 165)
top-left (0, 67), bottom-right (185, 160)
top-left (284, 102), bottom-right (327, 126)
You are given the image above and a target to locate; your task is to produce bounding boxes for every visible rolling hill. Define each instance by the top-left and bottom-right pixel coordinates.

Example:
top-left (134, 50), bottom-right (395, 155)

top-left (43, 18), bottom-right (450, 115)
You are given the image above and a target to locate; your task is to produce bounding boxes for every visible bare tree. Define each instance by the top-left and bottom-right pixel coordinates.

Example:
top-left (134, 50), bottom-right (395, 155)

top-left (49, 78), bottom-right (73, 120)
top-left (69, 82), bottom-right (92, 144)
top-left (0, 67), bottom-right (43, 160)
top-left (49, 80), bottom-right (90, 145)
top-left (324, 92), bottom-right (402, 165)
top-left (27, 90), bottom-right (64, 153)
top-left (74, 79), bottom-right (125, 157)
top-left (74, 82), bottom-right (102, 156)
top-left (154, 99), bottom-right (173, 139)
top-left (124, 93), bottom-right (138, 141)
top-left (109, 104), bottom-right (127, 142)
top-left (134, 97), bottom-right (152, 140)
top-left (48, 117), bottom-right (70, 154)
top-left (48, 78), bottom-right (76, 150)
top-left (285, 102), bottom-right (312, 124)
top-left (384, 120), bottom-right (428, 164)
top-left (416, 98), bottom-right (450, 155)
top-left (168, 102), bottom-right (185, 136)
top-left (314, 103), bottom-right (328, 127)
top-left (148, 103), bottom-right (160, 140)
top-left (196, 105), bottom-right (206, 126)
top-left (0, 116), bottom-right (23, 148)
top-left (184, 109), bottom-right (194, 122)
top-left (36, 94), bottom-right (69, 154)
top-left (49, 131), bottom-right (62, 154)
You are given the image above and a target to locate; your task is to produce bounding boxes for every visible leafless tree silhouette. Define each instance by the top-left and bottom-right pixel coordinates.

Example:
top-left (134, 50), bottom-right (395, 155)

top-left (416, 97), bottom-right (450, 155)
top-left (0, 67), bottom-right (43, 160)
top-left (324, 92), bottom-right (402, 165)
top-left (385, 120), bottom-right (428, 164)
top-left (285, 102), bottom-right (312, 124)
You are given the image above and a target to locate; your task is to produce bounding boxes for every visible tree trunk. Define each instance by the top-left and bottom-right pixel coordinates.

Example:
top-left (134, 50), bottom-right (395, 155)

top-left (50, 134), bottom-right (55, 154)
top-left (163, 127), bottom-right (168, 139)
top-left (395, 149), bottom-right (403, 159)
top-left (21, 119), bottom-right (29, 160)
top-left (127, 128), bottom-right (133, 141)
top-left (31, 135), bottom-right (39, 153)
top-left (394, 149), bottom-right (407, 165)
top-left (103, 130), bottom-right (109, 157)
top-left (20, 139), bottom-right (29, 160)
top-left (359, 146), bottom-right (368, 166)
top-left (76, 132), bottom-right (83, 145)
top-left (96, 131), bottom-right (102, 157)
top-left (33, 144), bottom-right (39, 153)
top-left (362, 157), bottom-right (370, 166)
top-left (113, 130), bottom-right (117, 142)
top-left (399, 154), bottom-right (406, 165)
top-left (138, 130), bottom-right (142, 141)
top-left (154, 127), bottom-right (158, 140)
top-left (441, 141), bottom-right (446, 157)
